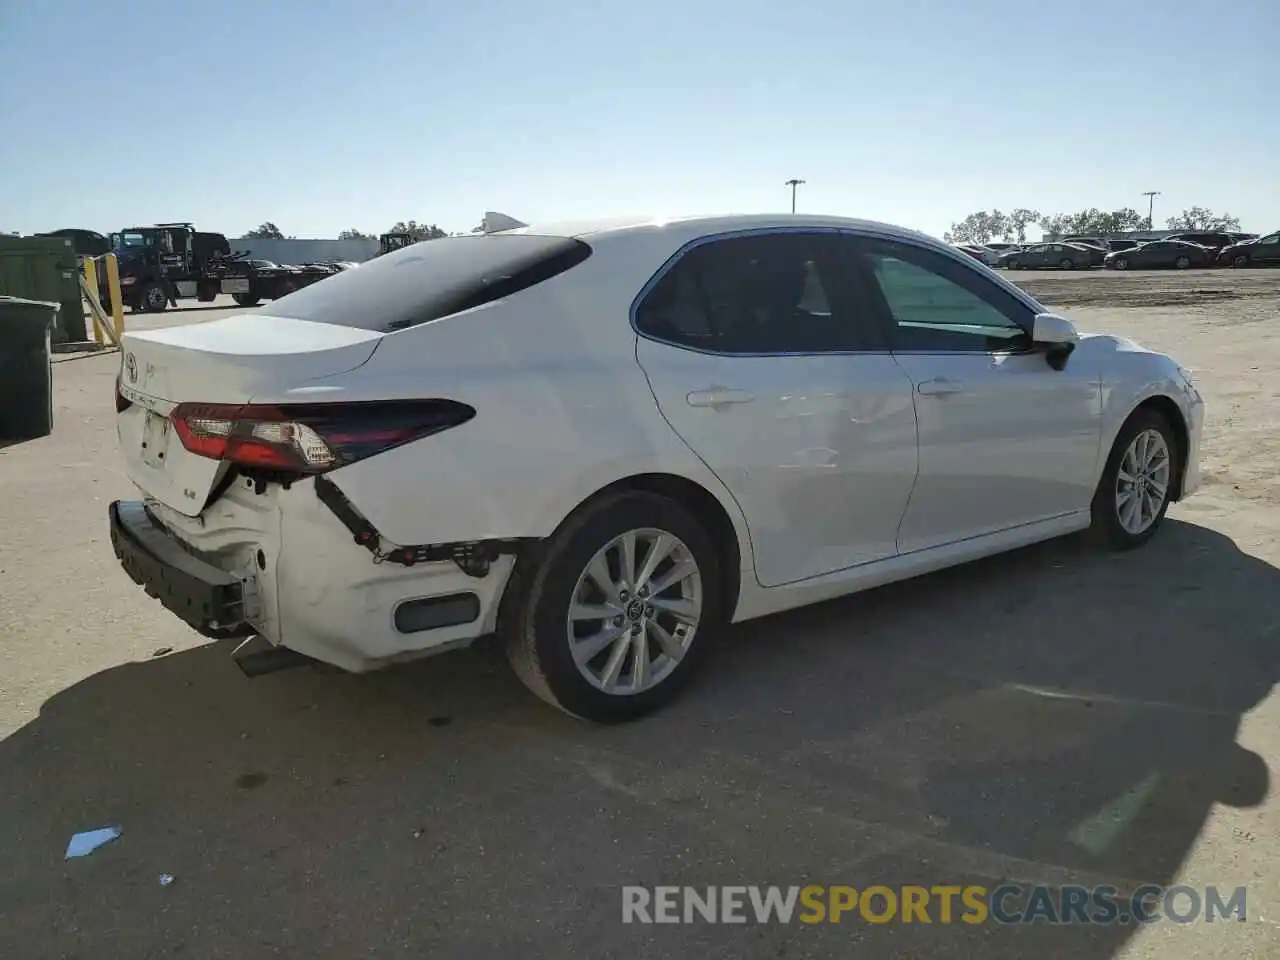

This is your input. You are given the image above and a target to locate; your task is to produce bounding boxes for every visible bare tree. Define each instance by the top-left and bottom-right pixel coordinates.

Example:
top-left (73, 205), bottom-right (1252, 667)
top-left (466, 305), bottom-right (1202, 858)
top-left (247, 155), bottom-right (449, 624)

top-left (388, 221), bottom-right (447, 240)
top-left (1003, 209), bottom-right (1042, 243)
top-left (943, 210), bottom-right (1009, 245)
top-left (1165, 207), bottom-right (1242, 232)
top-left (244, 221), bottom-right (285, 240)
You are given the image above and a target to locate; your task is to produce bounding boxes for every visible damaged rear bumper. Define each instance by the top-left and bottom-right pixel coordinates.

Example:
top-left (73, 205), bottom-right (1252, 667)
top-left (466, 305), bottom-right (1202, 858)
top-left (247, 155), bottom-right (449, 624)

top-left (313, 474), bottom-right (536, 576)
top-left (108, 500), bottom-right (253, 639)
top-left (110, 473), bottom-right (537, 674)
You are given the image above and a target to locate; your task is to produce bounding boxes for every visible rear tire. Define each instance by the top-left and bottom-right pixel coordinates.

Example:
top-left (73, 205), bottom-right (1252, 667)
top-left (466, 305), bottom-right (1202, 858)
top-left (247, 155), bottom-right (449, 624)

top-left (1059, 258), bottom-right (1073, 269)
top-left (1113, 257), bottom-right (1129, 270)
top-left (1089, 409), bottom-right (1178, 550)
top-left (1232, 254), bottom-right (1249, 268)
top-left (502, 491), bottom-right (724, 723)
top-left (1174, 255), bottom-right (1191, 270)
top-left (232, 292), bottom-right (260, 307)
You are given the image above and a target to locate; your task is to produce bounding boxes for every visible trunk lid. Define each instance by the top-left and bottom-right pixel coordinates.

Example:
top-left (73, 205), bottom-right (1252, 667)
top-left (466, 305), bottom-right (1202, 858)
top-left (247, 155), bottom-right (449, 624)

top-left (117, 313), bottom-right (382, 516)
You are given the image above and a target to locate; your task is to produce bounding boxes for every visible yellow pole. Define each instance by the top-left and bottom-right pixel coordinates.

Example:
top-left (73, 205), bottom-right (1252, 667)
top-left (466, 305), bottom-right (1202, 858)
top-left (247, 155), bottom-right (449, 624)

top-left (83, 257), bottom-right (103, 344)
top-left (103, 253), bottom-right (125, 343)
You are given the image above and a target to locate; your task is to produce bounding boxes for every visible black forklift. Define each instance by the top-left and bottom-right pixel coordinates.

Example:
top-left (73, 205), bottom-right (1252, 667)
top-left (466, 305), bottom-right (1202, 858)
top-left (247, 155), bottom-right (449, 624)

top-left (106, 222), bottom-right (232, 312)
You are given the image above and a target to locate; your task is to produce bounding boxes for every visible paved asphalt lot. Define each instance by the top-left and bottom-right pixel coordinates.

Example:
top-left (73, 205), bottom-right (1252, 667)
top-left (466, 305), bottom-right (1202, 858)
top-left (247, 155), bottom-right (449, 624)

top-left (2, 272), bottom-right (1279, 958)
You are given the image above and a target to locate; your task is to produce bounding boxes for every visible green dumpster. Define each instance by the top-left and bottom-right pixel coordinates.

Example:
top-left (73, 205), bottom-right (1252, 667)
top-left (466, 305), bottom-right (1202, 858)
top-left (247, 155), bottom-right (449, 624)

top-left (0, 235), bottom-right (87, 344)
top-left (0, 296), bottom-right (58, 440)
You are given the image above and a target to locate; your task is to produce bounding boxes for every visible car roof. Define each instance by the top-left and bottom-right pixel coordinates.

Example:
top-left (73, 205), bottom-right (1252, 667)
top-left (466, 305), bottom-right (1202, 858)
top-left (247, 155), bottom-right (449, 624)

top-left (497, 213), bottom-right (940, 245)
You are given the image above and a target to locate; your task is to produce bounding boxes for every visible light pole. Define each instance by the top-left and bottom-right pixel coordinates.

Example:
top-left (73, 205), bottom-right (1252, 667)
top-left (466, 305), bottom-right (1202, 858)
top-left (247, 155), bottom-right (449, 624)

top-left (785, 179), bottom-right (805, 214)
top-left (1142, 191), bottom-right (1161, 230)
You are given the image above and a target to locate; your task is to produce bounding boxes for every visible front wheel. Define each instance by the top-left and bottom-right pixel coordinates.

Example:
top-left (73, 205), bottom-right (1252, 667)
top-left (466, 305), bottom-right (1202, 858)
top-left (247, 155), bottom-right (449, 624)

top-left (1174, 256), bottom-right (1191, 270)
top-left (1089, 409), bottom-right (1178, 550)
top-left (1232, 254), bottom-right (1249, 268)
top-left (1113, 257), bottom-right (1130, 271)
top-left (232, 292), bottom-right (260, 307)
top-left (140, 282), bottom-right (169, 313)
top-left (1059, 258), bottom-right (1073, 270)
top-left (503, 492), bottom-right (723, 722)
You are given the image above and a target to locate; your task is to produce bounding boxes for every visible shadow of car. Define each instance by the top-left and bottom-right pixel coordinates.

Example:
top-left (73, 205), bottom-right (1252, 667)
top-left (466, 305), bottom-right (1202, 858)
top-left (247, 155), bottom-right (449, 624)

top-left (0, 519), bottom-right (1273, 957)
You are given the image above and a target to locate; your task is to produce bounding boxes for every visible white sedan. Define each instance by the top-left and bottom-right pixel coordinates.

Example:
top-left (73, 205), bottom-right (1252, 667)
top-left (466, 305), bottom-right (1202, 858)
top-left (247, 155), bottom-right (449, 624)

top-left (109, 213), bottom-right (1204, 722)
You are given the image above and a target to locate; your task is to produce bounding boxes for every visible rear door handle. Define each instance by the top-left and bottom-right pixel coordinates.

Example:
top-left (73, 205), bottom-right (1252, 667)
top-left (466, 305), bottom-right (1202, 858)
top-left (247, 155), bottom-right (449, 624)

top-left (687, 387), bottom-right (756, 408)
top-left (917, 377), bottom-right (965, 396)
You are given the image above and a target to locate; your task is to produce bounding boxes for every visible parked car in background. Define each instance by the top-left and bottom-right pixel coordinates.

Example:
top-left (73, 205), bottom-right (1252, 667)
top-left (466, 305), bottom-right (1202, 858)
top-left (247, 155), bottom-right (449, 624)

top-left (1058, 239), bottom-right (1107, 267)
top-left (107, 212), bottom-right (1203, 721)
top-left (996, 242), bottom-right (1095, 270)
top-left (1218, 230), bottom-right (1280, 268)
top-left (1062, 236), bottom-right (1109, 255)
top-left (1165, 232), bottom-right (1238, 255)
top-left (955, 244), bottom-right (999, 266)
top-left (1103, 240), bottom-right (1214, 271)
top-left (984, 242), bottom-right (1022, 254)
top-left (1107, 239), bottom-right (1142, 252)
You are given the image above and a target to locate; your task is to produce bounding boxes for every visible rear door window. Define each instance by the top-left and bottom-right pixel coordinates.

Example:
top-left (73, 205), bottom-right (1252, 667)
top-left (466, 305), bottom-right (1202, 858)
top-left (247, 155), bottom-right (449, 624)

top-left (634, 232), bottom-right (884, 354)
top-left (263, 234), bottom-right (592, 331)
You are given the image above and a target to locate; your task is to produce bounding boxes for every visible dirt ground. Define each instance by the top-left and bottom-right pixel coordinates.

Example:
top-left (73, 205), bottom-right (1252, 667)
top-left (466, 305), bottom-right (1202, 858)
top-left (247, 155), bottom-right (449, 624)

top-left (0, 272), bottom-right (1278, 959)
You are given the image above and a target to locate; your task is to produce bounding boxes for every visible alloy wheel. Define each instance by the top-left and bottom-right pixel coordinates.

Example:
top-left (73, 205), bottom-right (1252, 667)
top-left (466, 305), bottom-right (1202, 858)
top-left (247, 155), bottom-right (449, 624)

top-left (1115, 428), bottom-right (1171, 535)
top-left (566, 527), bottom-right (703, 695)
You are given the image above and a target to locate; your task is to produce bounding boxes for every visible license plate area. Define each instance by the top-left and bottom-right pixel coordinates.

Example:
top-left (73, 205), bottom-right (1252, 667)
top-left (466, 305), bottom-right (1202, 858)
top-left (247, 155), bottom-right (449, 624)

top-left (222, 278), bottom-right (250, 294)
top-left (141, 411), bottom-right (170, 469)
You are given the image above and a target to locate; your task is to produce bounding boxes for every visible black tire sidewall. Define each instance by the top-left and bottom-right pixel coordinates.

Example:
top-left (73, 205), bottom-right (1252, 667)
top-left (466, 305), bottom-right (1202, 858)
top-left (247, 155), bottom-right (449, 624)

top-left (513, 493), bottom-right (724, 723)
top-left (1091, 409), bottom-right (1178, 549)
top-left (142, 283), bottom-right (168, 312)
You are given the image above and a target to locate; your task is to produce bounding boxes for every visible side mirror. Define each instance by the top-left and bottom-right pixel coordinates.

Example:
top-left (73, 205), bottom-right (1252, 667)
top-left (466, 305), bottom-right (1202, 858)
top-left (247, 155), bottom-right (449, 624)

top-left (1031, 312), bottom-right (1078, 370)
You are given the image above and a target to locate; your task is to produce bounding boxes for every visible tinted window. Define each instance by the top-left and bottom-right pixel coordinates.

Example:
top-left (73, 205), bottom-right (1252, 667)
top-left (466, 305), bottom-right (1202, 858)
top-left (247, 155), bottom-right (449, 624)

top-left (635, 233), bottom-right (878, 354)
top-left (853, 239), bottom-right (1033, 353)
top-left (263, 234), bottom-right (591, 331)
top-left (1260, 233), bottom-right (1280, 245)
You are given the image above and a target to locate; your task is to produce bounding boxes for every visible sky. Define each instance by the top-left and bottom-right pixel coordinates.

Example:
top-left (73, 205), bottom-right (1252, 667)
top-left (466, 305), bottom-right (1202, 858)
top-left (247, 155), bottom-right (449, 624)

top-left (1, 1), bottom-right (1276, 240)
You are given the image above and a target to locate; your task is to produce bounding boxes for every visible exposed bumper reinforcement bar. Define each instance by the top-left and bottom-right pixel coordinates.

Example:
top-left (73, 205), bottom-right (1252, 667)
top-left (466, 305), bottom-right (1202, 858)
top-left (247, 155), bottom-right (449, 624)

top-left (313, 475), bottom-right (537, 578)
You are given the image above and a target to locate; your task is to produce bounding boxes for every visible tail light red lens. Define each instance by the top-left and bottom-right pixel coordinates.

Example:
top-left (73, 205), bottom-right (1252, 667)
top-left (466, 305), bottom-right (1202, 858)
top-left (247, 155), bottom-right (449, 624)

top-left (170, 400), bottom-right (475, 474)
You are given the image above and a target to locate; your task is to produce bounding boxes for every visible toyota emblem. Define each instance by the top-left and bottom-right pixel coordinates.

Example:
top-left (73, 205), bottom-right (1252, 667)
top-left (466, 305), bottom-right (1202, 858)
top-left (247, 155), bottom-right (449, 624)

top-left (125, 352), bottom-right (138, 384)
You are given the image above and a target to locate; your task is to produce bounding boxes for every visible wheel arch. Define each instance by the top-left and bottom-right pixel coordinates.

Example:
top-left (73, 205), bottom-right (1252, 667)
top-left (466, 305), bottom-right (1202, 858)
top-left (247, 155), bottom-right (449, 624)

top-left (1119, 395), bottom-right (1190, 501)
top-left (549, 472), bottom-right (747, 620)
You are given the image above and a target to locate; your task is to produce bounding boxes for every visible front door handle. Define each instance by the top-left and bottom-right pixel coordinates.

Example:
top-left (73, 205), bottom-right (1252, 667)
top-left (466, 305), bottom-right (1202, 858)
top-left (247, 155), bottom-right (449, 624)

top-left (687, 387), bottom-right (756, 408)
top-left (917, 377), bottom-right (964, 396)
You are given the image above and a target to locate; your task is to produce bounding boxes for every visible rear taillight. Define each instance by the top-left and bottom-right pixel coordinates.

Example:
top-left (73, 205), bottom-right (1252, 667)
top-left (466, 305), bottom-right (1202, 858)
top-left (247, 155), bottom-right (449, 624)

top-left (115, 373), bottom-right (132, 413)
top-left (169, 400), bottom-right (474, 474)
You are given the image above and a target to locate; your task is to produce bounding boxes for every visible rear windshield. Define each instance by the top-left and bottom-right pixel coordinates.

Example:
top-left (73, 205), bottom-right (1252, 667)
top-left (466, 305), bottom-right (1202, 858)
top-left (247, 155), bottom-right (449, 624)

top-left (264, 233), bottom-right (592, 332)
